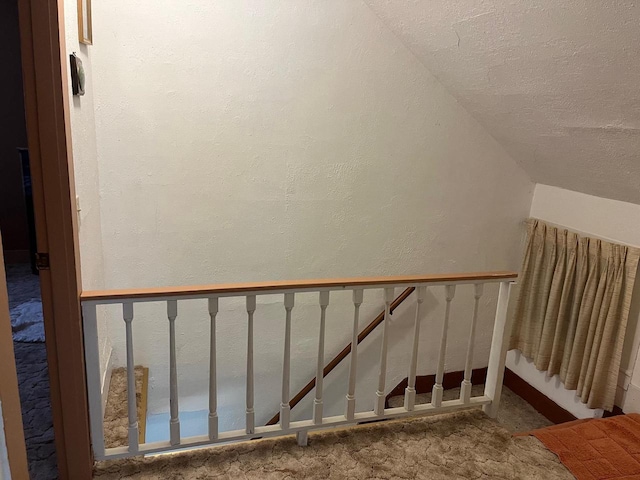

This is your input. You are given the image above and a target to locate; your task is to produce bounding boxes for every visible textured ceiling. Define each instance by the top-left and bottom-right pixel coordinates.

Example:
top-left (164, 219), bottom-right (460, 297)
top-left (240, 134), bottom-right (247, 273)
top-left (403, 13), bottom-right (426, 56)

top-left (364, 0), bottom-right (640, 204)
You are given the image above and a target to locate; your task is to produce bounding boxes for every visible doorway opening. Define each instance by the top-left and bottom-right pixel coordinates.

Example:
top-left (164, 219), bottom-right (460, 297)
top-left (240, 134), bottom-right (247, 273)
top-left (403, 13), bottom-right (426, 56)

top-left (1, 0), bottom-right (58, 478)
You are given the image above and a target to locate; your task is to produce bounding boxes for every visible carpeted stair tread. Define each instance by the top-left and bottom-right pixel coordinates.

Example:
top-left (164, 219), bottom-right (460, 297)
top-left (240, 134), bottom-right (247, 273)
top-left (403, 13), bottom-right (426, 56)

top-left (103, 366), bottom-right (147, 448)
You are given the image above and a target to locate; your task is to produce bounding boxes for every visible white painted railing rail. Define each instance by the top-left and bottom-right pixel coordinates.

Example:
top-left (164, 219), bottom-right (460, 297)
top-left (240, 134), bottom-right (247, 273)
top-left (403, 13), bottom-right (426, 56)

top-left (81, 272), bottom-right (516, 461)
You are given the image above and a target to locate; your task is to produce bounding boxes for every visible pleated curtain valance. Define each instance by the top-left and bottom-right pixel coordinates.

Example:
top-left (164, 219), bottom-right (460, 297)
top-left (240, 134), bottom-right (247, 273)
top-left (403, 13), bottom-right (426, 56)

top-left (510, 219), bottom-right (640, 411)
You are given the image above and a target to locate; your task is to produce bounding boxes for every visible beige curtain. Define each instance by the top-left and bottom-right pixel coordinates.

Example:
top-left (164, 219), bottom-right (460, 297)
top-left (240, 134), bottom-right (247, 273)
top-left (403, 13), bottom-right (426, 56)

top-left (510, 219), bottom-right (640, 411)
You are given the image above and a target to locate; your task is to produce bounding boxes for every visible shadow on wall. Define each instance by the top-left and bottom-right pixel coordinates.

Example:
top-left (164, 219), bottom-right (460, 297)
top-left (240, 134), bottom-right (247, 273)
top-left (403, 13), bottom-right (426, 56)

top-left (0, 0), bottom-right (29, 264)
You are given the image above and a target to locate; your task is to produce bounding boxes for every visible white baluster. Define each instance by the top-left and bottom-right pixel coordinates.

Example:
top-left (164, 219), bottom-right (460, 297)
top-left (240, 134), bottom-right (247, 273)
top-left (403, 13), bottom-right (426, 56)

top-left (432, 285), bottom-right (456, 408)
top-left (123, 302), bottom-right (139, 452)
top-left (296, 430), bottom-right (308, 447)
top-left (313, 291), bottom-right (330, 424)
top-left (483, 281), bottom-right (513, 418)
top-left (168, 300), bottom-right (180, 445)
top-left (461, 284), bottom-right (483, 403)
top-left (208, 297), bottom-right (218, 440)
top-left (246, 295), bottom-right (256, 434)
top-left (374, 288), bottom-right (395, 415)
top-left (345, 289), bottom-right (363, 420)
top-left (281, 293), bottom-right (294, 429)
top-left (82, 303), bottom-right (105, 457)
top-left (404, 287), bottom-right (426, 411)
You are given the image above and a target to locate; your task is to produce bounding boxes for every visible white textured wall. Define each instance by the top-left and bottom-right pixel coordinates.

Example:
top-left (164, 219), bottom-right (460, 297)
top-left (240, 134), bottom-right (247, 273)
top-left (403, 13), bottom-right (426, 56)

top-left (507, 184), bottom-right (640, 416)
top-left (62, 2), bottom-right (113, 396)
top-left (365, 1), bottom-right (640, 205)
top-left (85, 0), bottom-right (533, 428)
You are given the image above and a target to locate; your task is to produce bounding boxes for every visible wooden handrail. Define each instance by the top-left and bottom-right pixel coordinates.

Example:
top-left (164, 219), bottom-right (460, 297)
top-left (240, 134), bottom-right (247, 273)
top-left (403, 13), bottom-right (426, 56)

top-left (80, 271), bottom-right (517, 302)
top-left (265, 286), bottom-right (416, 426)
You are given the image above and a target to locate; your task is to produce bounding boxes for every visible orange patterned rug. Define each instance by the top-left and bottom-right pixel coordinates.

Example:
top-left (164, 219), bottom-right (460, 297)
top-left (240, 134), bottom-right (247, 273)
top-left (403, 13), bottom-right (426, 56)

top-left (528, 414), bottom-right (640, 479)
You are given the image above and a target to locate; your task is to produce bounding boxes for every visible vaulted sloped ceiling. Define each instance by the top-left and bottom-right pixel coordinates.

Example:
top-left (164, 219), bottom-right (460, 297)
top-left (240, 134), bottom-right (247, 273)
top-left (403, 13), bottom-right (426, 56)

top-left (364, 1), bottom-right (640, 204)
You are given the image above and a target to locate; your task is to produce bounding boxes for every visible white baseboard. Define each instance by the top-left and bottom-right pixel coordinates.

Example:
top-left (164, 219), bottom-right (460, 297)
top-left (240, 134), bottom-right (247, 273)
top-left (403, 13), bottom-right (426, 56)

top-left (506, 350), bottom-right (603, 418)
top-left (616, 368), bottom-right (633, 407)
top-left (623, 384), bottom-right (640, 414)
top-left (101, 347), bottom-right (113, 419)
top-left (618, 368), bottom-right (632, 390)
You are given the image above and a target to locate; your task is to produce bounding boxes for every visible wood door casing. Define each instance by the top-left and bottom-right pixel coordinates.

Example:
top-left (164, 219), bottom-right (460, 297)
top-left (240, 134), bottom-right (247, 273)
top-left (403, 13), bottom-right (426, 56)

top-left (17, 0), bottom-right (93, 477)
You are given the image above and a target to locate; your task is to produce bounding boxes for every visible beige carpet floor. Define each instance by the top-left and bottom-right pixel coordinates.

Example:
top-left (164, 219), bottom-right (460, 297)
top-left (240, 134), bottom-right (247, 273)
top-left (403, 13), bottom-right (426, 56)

top-left (94, 409), bottom-right (571, 479)
top-left (104, 367), bottom-right (146, 448)
top-left (98, 371), bottom-right (567, 479)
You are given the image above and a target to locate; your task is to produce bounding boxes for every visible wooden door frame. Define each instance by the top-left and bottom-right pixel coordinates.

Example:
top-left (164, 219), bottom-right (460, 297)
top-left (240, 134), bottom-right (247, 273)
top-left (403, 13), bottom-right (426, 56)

top-left (18, 0), bottom-right (93, 478)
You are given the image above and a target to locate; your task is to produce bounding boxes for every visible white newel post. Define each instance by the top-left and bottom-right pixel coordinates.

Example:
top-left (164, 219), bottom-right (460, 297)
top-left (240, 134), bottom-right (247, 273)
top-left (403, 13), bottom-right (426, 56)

top-left (404, 287), bottom-right (426, 411)
top-left (168, 300), bottom-right (180, 445)
top-left (374, 288), bottom-right (395, 415)
top-left (246, 295), bottom-right (256, 434)
top-left (281, 293), bottom-right (295, 429)
top-left (483, 281), bottom-right (513, 418)
top-left (82, 302), bottom-right (106, 458)
top-left (345, 289), bottom-right (363, 420)
top-left (208, 297), bottom-right (218, 440)
top-left (432, 285), bottom-right (456, 408)
top-left (460, 284), bottom-right (483, 403)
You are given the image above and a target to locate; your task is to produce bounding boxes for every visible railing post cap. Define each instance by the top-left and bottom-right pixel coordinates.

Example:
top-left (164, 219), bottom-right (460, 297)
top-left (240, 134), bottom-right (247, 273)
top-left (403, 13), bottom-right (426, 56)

top-left (319, 291), bottom-right (330, 307)
top-left (208, 297), bottom-right (219, 314)
top-left (384, 287), bottom-right (395, 303)
top-left (123, 302), bottom-right (134, 320)
top-left (167, 299), bottom-right (178, 318)
top-left (352, 289), bottom-right (364, 304)
top-left (284, 293), bottom-right (295, 309)
top-left (246, 295), bottom-right (257, 312)
top-left (445, 284), bottom-right (456, 301)
top-left (416, 286), bottom-right (427, 301)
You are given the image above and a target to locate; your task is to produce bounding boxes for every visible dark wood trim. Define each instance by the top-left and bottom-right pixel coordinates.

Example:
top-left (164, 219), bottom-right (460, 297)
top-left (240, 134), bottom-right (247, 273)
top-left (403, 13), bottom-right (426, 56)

top-left (503, 368), bottom-right (577, 424)
top-left (17, 0), bottom-right (92, 477)
top-left (266, 287), bottom-right (415, 425)
top-left (385, 368), bottom-right (488, 407)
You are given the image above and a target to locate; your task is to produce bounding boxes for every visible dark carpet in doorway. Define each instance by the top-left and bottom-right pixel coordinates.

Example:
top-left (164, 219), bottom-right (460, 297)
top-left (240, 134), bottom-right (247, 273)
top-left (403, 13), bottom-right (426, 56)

top-left (13, 342), bottom-right (58, 479)
top-left (6, 264), bottom-right (58, 479)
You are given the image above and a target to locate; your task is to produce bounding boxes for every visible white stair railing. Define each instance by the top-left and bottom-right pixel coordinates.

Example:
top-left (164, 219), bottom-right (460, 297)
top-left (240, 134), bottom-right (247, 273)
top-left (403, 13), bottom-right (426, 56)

top-left (81, 272), bottom-right (516, 461)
